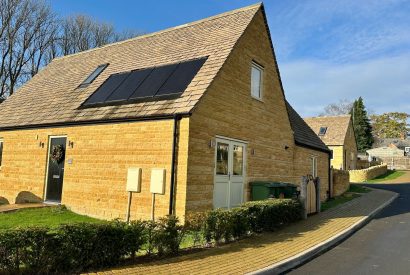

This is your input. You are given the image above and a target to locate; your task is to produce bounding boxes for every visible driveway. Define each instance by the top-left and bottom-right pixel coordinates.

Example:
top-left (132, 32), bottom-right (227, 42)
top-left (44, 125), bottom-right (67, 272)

top-left (288, 171), bottom-right (410, 275)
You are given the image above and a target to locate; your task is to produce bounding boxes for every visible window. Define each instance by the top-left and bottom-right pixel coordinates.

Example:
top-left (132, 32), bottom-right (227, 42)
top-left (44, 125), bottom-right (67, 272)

top-left (318, 127), bottom-right (327, 136)
top-left (251, 62), bottom-right (263, 99)
top-left (311, 157), bottom-right (317, 177)
top-left (216, 142), bottom-right (229, 175)
top-left (0, 139), bottom-right (3, 166)
top-left (79, 64), bottom-right (109, 88)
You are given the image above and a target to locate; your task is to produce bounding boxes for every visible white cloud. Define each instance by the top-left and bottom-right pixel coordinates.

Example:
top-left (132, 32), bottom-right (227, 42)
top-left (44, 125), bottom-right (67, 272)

top-left (265, 0), bottom-right (410, 62)
top-left (281, 53), bottom-right (410, 117)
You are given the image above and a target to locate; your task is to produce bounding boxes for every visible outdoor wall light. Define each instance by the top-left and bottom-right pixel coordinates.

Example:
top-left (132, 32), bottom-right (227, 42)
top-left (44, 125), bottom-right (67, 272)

top-left (68, 140), bottom-right (74, 148)
top-left (284, 145), bottom-right (289, 150)
top-left (39, 141), bottom-right (45, 148)
top-left (209, 139), bottom-right (216, 148)
top-left (251, 148), bottom-right (255, 155)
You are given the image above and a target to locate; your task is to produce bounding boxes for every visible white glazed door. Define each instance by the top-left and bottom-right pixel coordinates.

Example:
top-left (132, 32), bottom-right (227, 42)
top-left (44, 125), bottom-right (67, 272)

top-left (213, 138), bottom-right (246, 209)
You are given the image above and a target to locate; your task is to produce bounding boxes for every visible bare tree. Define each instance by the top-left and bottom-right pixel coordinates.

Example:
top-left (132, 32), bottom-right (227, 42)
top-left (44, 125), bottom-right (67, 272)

top-left (0, 0), bottom-right (56, 98)
top-left (319, 99), bottom-right (353, 116)
top-left (58, 15), bottom-right (139, 56)
top-left (0, 1), bottom-right (142, 101)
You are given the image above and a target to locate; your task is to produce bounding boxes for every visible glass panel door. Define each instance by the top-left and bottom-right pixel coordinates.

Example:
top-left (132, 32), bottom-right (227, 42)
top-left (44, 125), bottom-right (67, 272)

top-left (213, 138), bottom-right (246, 209)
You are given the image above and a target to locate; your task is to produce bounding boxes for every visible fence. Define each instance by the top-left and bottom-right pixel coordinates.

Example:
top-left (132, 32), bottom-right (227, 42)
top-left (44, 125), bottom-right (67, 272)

top-left (379, 157), bottom-right (410, 170)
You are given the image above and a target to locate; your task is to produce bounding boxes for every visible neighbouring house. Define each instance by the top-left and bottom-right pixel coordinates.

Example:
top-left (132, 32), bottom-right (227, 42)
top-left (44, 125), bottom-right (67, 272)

top-left (369, 138), bottom-right (410, 158)
top-left (367, 145), bottom-right (405, 159)
top-left (304, 115), bottom-right (357, 170)
top-left (0, 4), bottom-right (330, 221)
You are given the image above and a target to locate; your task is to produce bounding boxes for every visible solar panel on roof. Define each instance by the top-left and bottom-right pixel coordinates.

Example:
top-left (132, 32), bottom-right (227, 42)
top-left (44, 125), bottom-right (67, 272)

top-left (156, 58), bottom-right (206, 96)
top-left (129, 63), bottom-right (178, 100)
top-left (84, 72), bottom-right (129, 105)
top-left (81, 57), bottom-right (207, 108)
top-left (106, 68), bottom-right (153, 102)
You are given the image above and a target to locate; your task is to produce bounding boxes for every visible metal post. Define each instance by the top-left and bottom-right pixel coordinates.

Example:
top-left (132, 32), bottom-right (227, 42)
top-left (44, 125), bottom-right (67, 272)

top-left (151, 193), bottom-right (156, 221)
top-left (126, 192), bottom-right (132, 223)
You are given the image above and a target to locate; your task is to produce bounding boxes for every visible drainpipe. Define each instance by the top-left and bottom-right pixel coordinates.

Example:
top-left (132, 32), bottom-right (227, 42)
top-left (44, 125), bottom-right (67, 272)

top-left (169, 114), bottom-right (181, 215)
top-left (328, 152), bottom-right (332, 199)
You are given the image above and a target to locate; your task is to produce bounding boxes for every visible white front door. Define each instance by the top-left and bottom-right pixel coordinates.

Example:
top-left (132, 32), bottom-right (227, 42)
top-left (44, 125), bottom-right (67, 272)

top-left (213, 138), bottom-right (246, 209)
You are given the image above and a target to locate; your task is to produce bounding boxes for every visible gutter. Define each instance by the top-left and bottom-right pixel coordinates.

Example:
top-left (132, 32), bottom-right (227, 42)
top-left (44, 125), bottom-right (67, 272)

top-left (0, 113), bottom-right (191, 131)
top-left (169, 114), bottom-right (181, 215)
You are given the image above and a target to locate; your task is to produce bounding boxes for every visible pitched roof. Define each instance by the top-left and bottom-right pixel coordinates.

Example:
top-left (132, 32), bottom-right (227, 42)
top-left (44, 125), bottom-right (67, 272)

top-left (304, 115), bottom-right (352, 146)
top-left (285, 101), bottom-right (330, 153)
top-left (373, 138), bottom-right (410, 149)
top-left (0, 4), bottom-right (262, 129)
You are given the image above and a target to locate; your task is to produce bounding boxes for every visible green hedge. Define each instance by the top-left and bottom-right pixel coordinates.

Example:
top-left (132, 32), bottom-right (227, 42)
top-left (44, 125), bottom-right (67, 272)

top-left (0, 199), bottom-right (302, 273)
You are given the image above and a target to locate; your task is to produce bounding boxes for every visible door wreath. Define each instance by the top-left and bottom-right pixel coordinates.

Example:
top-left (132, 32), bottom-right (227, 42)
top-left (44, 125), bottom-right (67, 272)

top-left (50, 145), bottom-right (65, 164)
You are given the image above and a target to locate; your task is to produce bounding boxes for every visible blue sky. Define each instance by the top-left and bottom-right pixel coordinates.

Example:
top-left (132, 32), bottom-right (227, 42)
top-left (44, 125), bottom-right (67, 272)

top-left (51, 0), bottom-right (410, 117)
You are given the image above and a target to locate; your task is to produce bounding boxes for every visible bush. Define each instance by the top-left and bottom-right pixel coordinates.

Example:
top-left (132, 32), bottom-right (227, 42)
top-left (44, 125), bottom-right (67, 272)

top-left (153, 215), bottom-right (185, 256)
top-left (244, 199), bottom-right (303, 232)
top-left (0, 199), bottom-right (302, 273)
top-left (185, 212), bottom-right (207, 246)
top-left (0, 221), bottom-right (146, 274)
top-left (0, 227), bottom-right (57, 274)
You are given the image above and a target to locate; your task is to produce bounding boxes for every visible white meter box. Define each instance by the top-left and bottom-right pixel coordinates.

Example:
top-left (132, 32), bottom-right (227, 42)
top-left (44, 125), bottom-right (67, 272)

top-left (126, 167), bottom-right (142, 192)
top-left (150, 168), bottom-right (166, 194)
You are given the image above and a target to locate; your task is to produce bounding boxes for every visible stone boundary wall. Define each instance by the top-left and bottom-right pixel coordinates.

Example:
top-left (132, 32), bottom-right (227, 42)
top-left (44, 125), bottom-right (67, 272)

top-left (332, 169), bottom-right (350, 196)
top-left (349, 164), bottom-right (388, 183)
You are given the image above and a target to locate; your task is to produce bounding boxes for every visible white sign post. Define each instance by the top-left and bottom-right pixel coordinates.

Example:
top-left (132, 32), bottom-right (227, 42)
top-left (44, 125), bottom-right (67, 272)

top-left (125, 168), bottom-right (142, 223)
top-left (150, 168), bottom-right (166, 221)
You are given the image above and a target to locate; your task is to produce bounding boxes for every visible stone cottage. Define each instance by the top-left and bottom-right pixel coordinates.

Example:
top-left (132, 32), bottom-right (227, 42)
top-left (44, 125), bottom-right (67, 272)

top-left (304, 115), bottom-right (357, 170)
top-left (0, 4), bottom-right (330, 220)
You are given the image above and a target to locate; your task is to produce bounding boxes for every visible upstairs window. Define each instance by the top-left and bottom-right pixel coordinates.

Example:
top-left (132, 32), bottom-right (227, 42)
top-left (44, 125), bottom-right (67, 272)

top-left (318, 126), bottom-right (327, 136)
top-left (251, 62), bottom-right (263, 100)
top-left (0, 139), bottom-right (3, 166)
top-left (79, 64), bottom-right (109, 88)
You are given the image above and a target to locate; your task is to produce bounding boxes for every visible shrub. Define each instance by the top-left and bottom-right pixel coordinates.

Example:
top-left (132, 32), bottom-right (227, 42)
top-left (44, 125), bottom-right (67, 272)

top-left (153, 215), bottom-right (185, 256)
top-left (0, 199), bottom-right (303, 273)
top-left (230, 207), bottom-right (250, 239)
top-left (0, 227), bottom-right (57, 274)
top-left (244, 199), bottom-right (303, 232)
top-left (184, 212), bottom-right (207, 246)
top-left (0, 221), bottom-right (146, 274)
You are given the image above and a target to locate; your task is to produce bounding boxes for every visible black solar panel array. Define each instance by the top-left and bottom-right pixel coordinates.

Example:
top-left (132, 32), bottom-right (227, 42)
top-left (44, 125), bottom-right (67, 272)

top-left (83, 57), bottom-right (207, 107)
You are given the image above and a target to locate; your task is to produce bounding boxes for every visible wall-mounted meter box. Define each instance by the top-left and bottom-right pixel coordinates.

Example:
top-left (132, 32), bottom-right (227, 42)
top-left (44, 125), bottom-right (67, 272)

top-left (126, 167), bottom-right (142, 192)
top-left (150, 168), bottom-right (166, 194)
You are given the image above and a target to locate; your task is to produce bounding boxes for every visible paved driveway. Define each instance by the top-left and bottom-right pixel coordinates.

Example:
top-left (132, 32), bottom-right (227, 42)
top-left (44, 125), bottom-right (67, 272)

top-left (289, 173), bottom-right (410, 275)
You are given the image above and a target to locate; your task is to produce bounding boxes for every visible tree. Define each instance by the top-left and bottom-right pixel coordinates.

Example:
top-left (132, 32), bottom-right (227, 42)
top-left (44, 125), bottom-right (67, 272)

top-left (0, 1), bottom-right (142, 102)
top-left (319, 99), bottom-right (353, 116)
top-left (350, 97), bottom-right (373, 151)
top-left (0, 0), bottom-right (57, 99)
top-left (370, 112), bottom-right (410, 139)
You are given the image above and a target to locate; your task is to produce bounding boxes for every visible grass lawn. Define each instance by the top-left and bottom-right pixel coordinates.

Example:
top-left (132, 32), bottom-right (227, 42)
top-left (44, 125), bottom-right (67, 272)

top-left (367, 170), bottom-right (406, 183)
top-left (321, 185), bottom-right (370, 212)
top-left (0, 206), bottom-right (103, 231)
top-left (348, 184), bottom-right (371, 193)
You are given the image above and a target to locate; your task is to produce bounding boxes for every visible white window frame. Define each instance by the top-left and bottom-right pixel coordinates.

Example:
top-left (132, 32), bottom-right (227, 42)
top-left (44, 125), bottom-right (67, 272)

top-left (311, 156), bottom-right (318, 178)
top-left (251, 61), bottom-right (263, 100)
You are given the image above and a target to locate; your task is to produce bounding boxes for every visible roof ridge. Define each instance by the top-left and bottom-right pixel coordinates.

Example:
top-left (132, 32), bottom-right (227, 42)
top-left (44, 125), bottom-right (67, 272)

top-left (54, 3), bottom-right (262, 61)
top-left (304, 114), bottom-right (351, 119)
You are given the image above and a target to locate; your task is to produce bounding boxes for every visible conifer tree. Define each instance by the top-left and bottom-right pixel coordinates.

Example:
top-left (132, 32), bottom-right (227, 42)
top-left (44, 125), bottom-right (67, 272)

top-left (350, 97), bottom-right (374, 151)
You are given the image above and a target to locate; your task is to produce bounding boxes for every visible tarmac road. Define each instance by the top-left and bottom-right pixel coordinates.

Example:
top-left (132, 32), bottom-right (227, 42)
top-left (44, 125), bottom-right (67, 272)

top-left (288, 182), bottom-right (410, 275)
